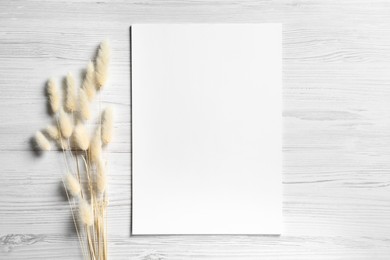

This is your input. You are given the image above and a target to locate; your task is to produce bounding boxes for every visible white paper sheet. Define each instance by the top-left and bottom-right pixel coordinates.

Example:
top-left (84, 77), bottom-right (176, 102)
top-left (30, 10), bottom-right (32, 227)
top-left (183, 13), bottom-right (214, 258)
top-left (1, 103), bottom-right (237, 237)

top-left (131, 24), bottom-right (282, 235)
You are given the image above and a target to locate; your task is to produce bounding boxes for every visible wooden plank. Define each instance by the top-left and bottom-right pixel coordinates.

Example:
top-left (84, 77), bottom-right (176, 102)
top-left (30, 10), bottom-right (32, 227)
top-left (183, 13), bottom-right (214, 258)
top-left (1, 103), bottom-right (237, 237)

top-left (1, 234), bottom-right (389, 259)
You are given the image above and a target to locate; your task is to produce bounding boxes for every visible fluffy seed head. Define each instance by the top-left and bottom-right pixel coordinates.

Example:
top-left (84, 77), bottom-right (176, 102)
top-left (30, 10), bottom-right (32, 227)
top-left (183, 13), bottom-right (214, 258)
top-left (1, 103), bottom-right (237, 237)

top-left (35, 131), bottom-right (51, 151)
top-left (95, 40), bottom-right (110, 89)
top-left (65, 72), bottom-right (77, 112)
top-left (82, 61), bottom-right (96, 101)
top-left (64, 173), bottom-right (81, 197)
top-left (101, 106), bottom-right (114, 145)
top-left (45, 125), bottom-right (60, 140)
top-left (78, 89), bottom-right (91, 121)
top-left (59, 109), bottom-right (74, 139)
top-left (89, 127), bottom-right (102, 163)
top-left (96, 158), bottom-right (107, 194)
top-left (47, 78), bottom-right (60, 114)
top-left (73, 123), bottom-right (90, 150)
top-left (79, 199), bottom-right (94, 226)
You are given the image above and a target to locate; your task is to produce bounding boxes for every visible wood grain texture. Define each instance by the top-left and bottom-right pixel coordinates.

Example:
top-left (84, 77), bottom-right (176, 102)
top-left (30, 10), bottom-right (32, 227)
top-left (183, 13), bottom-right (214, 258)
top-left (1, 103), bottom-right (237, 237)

top-left (0, 0), bottom-right (390, 259)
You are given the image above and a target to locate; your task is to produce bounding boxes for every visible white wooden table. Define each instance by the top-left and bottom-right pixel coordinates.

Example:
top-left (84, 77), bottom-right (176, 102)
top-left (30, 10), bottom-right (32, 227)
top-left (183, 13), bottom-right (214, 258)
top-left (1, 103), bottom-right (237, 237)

top-left (1, 1), bottom-right (389, 259)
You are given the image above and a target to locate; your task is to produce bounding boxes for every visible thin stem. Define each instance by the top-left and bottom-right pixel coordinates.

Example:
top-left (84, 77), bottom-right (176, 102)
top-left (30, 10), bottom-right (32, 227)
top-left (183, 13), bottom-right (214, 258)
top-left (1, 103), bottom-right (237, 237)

top-left (81, 154), bottom-right (99, 257)
top-left (81, 154), bottom-right (93, 198)
top-left (103, 194), bottom-right (108, 260)
top-left (99, 90), bottom-right (108, 260)
top-left (75, 155), bottom-right (84, 199)
top-left (62, 180), bottom-right (88, 260)
top-left (86, 226), bottom-right (97, 260)
top-left (56, 117), bottom-right (88, 259)
top-left (95, 201), bottom-right (102, 260)
top-left (55, 118), bottom-right (71, 171)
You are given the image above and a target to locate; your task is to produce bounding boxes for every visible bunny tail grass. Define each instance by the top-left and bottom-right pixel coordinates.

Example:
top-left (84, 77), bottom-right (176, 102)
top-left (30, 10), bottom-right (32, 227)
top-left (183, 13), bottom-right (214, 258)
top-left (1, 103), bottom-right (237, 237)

top-left (59, 109), bottom-right (74, 139)
top-left (47, 78), bottom-right (60, 114)
top-left (64, 173), bottom-right (81, 197)
top-left (89, 127), bottom-right (102, 163)
top-left (65, 72), bottom-right (78, 113)
top-left (95, 40), bottom-right (110, 89)
top-left (96, 158), bottom-right (107, 194)
top-left (73, 123), bottom-right (90, 151)
top-left (35, 131), bottom-right (51, 151)
top-left (82, 61), bottom-right (96, 101)
top-left (101, 106), bottom-right (114, 145)
top-left (79, 89), bottom-right (91, 121)
top-left (79, 199), bottom-right (94, 226)
top-left (45, 125), bottom-right (60, 140)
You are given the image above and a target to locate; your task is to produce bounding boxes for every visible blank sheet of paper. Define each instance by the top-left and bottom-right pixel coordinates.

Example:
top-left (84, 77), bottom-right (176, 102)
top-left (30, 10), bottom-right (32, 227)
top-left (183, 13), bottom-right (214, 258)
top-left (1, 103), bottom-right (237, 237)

top-left (131, 24), bottom-right (282, 235)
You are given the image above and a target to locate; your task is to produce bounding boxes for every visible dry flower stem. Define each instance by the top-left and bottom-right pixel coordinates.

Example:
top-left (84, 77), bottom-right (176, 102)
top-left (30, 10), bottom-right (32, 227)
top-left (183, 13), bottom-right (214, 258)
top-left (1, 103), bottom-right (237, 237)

top-left (79, 89), bottom-right (91, 121)
top-left (59, 109), bottom-right (74, 139)
top-left (65, 173), bottom-right (81, 197)
top-left (35, 131), bottom-right (51, 151)
top-left (65, 72), bottom-right (78, 112)
top-left (73, 123), bottom-right (90, 151)
top-left (45, 125), bottom-right (60, 140)
top-left (80, 199), bottom-right (94, 226)
top-left (101, 107), bottom-right (113, 145)
top-left (82, 61), bottom-right (96, 101)
top-left (96, 159), bottom-right (107, 194)
top-left (89, 127), bottom-right (102, 163)
top-left (95, 40), bottom-right (110, 89)
top-left (47, 78), bottom-right (60, 114)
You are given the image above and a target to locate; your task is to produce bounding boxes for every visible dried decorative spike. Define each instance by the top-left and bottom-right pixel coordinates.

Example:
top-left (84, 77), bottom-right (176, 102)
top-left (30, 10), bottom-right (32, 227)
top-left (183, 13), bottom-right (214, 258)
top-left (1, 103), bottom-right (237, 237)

top-left (79, 199), bottom-right (94, 226)
top-left (47, 78), bottom-right (60, 114)
top-left (64, 173), bottom-right (81, 197)
top-left (73, 123), bottom-right (90, 150)
top-left (101, 106), bottom-right (113, 145)
top-left (96, 158), bottom-right (107, 194)
top-left (95, 40), bottom-right (110, 89)
top-left (45, 125), bottom-right (60, 140)
top-left (89, 127), bottom-right (102, 163)
top-left (79, 89), bottom-right (91, 121)
top-left (82, 61), bottom-right (96, 101)
top-left (59, 109), bottom-right (74, 139)
top-left (65, 72), bottom-right (77, 112)
top-left (35, 131), bottom-right (51, 151)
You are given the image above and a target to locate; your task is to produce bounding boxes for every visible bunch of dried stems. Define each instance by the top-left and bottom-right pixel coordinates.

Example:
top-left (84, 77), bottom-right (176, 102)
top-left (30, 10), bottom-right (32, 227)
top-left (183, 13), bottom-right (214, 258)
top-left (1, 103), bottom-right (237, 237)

top-left (34, 40), bottom-right (112, 260)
